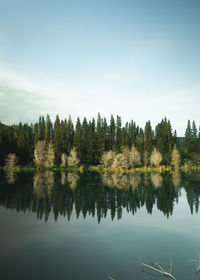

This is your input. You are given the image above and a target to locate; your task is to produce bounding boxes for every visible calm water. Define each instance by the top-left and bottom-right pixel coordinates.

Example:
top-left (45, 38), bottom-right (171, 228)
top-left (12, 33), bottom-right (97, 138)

top-left (1, 170), bottom-right (200, 280)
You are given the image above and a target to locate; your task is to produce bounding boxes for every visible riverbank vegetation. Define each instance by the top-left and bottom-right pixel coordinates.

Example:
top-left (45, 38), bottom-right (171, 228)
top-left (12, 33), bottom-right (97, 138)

top-left (0, 114), bottom-right (200, 171)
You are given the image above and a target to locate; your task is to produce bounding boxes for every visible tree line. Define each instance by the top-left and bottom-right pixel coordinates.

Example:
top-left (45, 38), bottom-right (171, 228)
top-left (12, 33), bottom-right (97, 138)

top-left (0, 114), bottom-right (200, 167)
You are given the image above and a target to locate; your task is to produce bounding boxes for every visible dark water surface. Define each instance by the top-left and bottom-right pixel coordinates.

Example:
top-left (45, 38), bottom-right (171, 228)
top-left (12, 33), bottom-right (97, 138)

top-left (1, 170), bottom-right (200, 280)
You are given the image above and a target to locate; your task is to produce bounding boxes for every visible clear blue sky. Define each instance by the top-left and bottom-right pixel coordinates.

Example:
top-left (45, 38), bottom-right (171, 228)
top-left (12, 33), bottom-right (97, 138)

top-left (0, 0), bottom-right (200, 135)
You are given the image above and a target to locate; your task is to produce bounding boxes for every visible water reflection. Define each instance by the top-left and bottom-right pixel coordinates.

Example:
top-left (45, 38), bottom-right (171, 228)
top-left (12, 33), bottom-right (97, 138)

top-left (150, 172), bottom-right (163, 188)
top-left (33, 171), bottom-right (54, 198)
top-left (61, 171), bottom-right (67, 185)
top-left (102, 172), bottom-right (141, 190)
top-left (171, 171), bottom-right (181, 189)
top-left (0, 171), bottom-right (200, 222)
top-left (67, 172), bottom-right (79, 190)
top-left (5, 170), bottom-right (17, 184)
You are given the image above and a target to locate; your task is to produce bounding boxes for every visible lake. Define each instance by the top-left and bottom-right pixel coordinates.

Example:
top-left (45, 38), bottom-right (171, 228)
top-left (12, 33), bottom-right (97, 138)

top-left (0, 170), bottom-right (200, 280)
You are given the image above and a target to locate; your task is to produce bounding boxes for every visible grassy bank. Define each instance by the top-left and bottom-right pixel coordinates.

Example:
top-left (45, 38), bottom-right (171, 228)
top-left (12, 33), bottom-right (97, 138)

top-left (2, 165), bottom-right (200, 173)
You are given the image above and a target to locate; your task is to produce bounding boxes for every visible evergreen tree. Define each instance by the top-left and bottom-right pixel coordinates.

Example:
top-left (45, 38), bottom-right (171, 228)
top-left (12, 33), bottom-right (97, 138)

top-left (155, 118), bottom-right (174, 164)
top-left (53, 115), bottom-right (62, 164)
top-left (128, 120), bottom-right (136, 148)
top-left (73, 117), bottom-right (82, 162)
top-left (115, 115), bottom-right (122, 152)
top-left (81, 117), bottom-right (89, 165)
top-left (38, 116), bottom-right (45, 140)
top-left (144, 121), bottom-right (154, 156)
top-left (192, 121), bottom-right (197, 139)
top-left (95, 113), bottom-right (104, 164)
top-left (102, 117), bottom-right (109, 151)
top-left (121, 122), bottom-right (129, 147)
top-left (108, 114), bottom-right (115, 150)
top-left (33, 123), bottom-right (39, 146)
top-left (185, 120), bottom-right (192, 139)
top-left (44, 114), bottom-right (53, 143)
top-left (87, 118), bottom-right (96, 165)
top-left (66, 115), bottom-right (74, 153)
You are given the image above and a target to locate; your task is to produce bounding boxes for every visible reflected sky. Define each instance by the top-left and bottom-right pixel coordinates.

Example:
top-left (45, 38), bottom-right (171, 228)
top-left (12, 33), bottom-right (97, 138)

top-left (1, 172), bottom-right (200, 280)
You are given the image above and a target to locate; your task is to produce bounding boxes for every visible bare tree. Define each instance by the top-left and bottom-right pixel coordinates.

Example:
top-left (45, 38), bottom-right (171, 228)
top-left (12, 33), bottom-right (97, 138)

top-left (150, 148), bottom-right (162, 166)
top-left (171, 144), bottom-right (181, 169)
top-left (61, 153), bottom-right (67, 167)
top-left (67, 148), bottom-right (80, 167)
top-left (101, 150), bottom-right (116, 168)
top-left (129, 145), bottom-right (141, 166)
top-left (5, 153), bottom-right (17, 167)
top-left (45, 141), bottom-right (55, 169)
top-left (143, 150), bottom-right (149, 166)
top-left (34, 140), bottom-right (55, 169)
top-left (34, 141), bottom-right (47, 168)
top-left (112, 152), bottom-right (128, 170)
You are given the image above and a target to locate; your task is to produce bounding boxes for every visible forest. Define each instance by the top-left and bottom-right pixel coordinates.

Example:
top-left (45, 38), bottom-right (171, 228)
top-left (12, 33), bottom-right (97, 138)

top-left (0, 113), bottom-right (200, 168)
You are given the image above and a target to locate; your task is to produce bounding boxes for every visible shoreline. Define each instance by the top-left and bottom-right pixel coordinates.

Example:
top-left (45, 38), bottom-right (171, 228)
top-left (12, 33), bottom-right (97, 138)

top-left (1, 165), bottom-right (200, 173)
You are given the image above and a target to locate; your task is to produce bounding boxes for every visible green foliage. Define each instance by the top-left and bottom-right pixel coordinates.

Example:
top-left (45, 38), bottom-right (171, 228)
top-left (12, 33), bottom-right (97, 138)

top-left (0, 115), bottom-right (199, 168)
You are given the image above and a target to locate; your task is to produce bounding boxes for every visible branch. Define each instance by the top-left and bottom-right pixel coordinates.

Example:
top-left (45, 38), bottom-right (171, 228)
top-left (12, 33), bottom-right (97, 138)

top-left (108, 276), bottom-right (115, 280)
top-left (191, 249), bottom-right (200, 273)
top-left (139, 258), bottom-right (176, 280)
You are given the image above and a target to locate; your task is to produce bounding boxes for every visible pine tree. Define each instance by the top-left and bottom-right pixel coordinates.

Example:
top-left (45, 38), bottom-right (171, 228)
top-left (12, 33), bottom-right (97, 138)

top-left (108, 114), bottom-right (115, 150)
top-left (116, 115), bottom-right (122, 152)
top-left (95, 113), bottom-right (104, 164)
top-left (128, 120), bottom-right (136, 148)
top-left (192, 121), bottom-right (197, 139)
top-left (185, 120), bottom-right (192, 139)
top-left (38, 116), bottom-right (45, 140)
top-left (121, 122), bottom-right (129, 147)
top-left (81, 117), bottom-right (89, 165)
top-left (33, 123), bottom-right (39, 146)
top-left (73, 117), bottom-right (82, 162)
top-left (53, 115), bottom-right (61, 164)
top-left (102, 117), bottom-right (108, 151)
top-left (87, 118), bottom-right (96, 165)
top-left (66, 115), bottom-right (74, 153)
top-left (144, 121), bottom-right (154, 156)
top-left (44, 114), bottom-right (52, 143)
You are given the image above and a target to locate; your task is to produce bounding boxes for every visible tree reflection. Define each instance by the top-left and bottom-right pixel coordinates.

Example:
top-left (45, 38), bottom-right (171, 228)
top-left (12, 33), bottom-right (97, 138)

top-left (150, 172), bottom-right (163, 188)
top-left (1, 171), bottom-right (200, 222)
top-left (61, 172), bottom-right (67, 185)
top-left (33, 171), bottom-right (54, 198)
top-left (171, 171), bottom-right (181, 189)
top-left (5, 171), bottom-right (17, 184)
top-left (67, 172), bottom-right (79, 190)
top-left (102, 172), bottom-right (141, 191)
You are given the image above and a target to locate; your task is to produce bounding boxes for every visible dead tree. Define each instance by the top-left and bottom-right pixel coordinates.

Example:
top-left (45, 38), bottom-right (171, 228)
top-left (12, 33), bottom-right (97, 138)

top-left (139, 257), bottom-right (176, 280)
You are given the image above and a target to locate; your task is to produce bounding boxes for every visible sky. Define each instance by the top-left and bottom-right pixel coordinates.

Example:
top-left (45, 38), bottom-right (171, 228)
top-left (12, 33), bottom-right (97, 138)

top-left (0, 0), bottom-right (200, 136)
